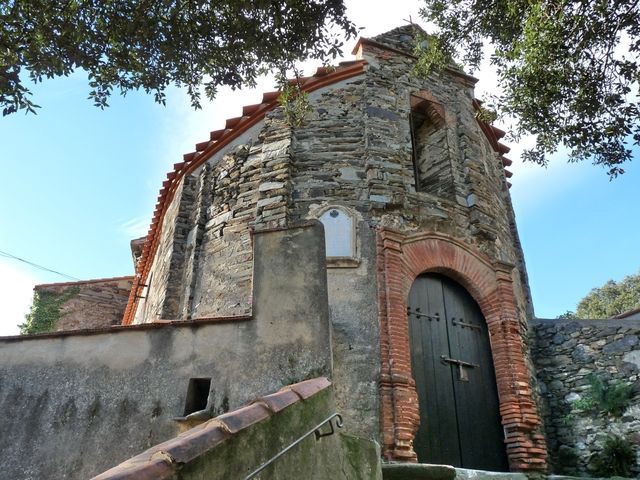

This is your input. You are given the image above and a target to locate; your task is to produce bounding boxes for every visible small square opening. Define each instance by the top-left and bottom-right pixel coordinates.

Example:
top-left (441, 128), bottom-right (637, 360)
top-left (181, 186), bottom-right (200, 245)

top-left (183, 378), bottom-right (211, 416)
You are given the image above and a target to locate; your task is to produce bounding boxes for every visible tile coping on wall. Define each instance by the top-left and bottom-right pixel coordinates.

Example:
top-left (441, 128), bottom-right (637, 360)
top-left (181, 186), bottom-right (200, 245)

top-left (34, 275), bottom-right (135, 289)
top-left (532, 318), bottom-right (640, 328)
top-left (90, 377), bottom-right (332, 480)
top-left (0, 315), bottom-right (252, 342)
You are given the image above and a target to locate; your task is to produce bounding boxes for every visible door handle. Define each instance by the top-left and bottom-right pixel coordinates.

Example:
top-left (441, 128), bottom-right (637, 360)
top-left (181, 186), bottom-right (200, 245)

top-left (441, 355), bottom-right (479, 381)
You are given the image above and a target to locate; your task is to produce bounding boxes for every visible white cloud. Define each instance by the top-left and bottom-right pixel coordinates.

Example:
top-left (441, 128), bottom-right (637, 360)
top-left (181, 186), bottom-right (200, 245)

top-left (119, 216), bottom-right (151, 239)
top-left (0, 260), bottom-right (40, 336)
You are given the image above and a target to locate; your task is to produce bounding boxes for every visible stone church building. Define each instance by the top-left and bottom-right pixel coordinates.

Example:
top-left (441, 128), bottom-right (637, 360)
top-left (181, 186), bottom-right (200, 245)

top-left (2, 25), bottom-right (638, 479)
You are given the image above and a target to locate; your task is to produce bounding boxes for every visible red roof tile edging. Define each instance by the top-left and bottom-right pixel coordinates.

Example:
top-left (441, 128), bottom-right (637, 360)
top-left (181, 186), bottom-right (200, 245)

top-left (123, 37), bottom-right (516, 325)
top-left (122, 61), bottom-right (368, 326)
top-left (91, 377), bottom-right (332, 480)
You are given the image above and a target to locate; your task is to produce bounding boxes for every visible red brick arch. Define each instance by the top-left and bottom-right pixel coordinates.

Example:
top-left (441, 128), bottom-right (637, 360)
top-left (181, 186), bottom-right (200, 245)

top-left (376, 228), bottom-right (547, 472)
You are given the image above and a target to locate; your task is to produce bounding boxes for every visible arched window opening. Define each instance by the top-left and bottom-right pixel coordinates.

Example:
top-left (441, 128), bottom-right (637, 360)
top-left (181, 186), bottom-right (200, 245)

top-left (410, 95), bottom-right (454, 197)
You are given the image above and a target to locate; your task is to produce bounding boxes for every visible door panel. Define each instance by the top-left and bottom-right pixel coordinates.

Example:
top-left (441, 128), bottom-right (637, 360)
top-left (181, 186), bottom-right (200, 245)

top-left (409, 276), bottom-right (461, 466)
top-left (408, 274), bottom-right (508, 471)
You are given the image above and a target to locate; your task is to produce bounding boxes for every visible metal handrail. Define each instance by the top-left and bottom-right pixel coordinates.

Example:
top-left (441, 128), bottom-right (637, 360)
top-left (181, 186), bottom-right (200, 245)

top-left (243, 412), bottom-right (343, 479)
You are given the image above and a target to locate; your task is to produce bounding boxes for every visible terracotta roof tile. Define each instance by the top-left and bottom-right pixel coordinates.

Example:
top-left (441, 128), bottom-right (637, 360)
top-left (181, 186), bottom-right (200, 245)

top-left (92, 457), bottom-right (174, 480)
top-left (289, 376), bottom-right (332, 399)
top-left (217, 402), bottom-right (271, 434)
top-left (256, 388), bottom-right (301, 413)
top-left (122, 60), bottom-right (367, 325)
top-left (472, 99), bottom-right (515, 187)
top-left (91, 377), bottom-right (332, 480)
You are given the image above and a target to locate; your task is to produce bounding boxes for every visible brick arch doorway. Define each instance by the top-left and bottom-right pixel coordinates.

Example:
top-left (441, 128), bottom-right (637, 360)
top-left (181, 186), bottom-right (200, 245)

top-left (408, 272), bottom-right (508, 471)
top-left (376, 229), bottom-right (548, 472)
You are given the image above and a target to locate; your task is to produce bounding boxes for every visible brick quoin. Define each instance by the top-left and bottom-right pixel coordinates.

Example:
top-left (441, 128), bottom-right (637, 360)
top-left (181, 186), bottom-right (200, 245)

top-left (377, 228), bottom-right (548, 472)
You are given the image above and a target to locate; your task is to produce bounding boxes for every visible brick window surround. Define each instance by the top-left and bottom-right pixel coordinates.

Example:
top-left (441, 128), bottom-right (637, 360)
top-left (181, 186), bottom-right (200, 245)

top-left (376, 228), bottom-right (548, 472)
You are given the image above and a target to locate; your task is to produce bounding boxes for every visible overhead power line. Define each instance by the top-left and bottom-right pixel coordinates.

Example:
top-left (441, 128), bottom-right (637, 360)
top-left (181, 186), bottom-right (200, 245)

top-left (0, 249), bottom-right (80, 281)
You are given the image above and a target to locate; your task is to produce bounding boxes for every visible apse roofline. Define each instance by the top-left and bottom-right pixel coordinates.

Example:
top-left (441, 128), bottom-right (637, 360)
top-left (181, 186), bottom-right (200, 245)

top-left (121, 60), bottom-right (368, 326)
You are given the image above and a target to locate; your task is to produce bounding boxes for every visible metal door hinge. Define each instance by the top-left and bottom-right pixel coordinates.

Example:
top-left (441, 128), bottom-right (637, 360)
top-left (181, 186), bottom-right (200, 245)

top-left (407, 307), bottom-right (440, 321)
top-left (451, 317), bottom-right (481, 330)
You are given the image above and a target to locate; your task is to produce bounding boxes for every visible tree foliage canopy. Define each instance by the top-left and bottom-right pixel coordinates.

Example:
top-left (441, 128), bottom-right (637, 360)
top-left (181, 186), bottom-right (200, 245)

top-left (559, 271), bottom-right (640, 319)
top-left (418, 0), bottom-right (640, 176)
top-left (1, 0), bottom-right (356, 115)
top-left (575, 272), bottom-right (640, 318)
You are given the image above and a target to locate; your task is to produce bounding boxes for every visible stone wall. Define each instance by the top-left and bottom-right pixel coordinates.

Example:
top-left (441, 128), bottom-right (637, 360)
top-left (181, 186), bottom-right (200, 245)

top-left (288, 27), bottom-right (543, 465)
top-left (34, 276), bottom-right (133, 331)
top-left (532, 318), bottom-right (640, 476)
top-left (127, 25), bottom-right (543, 465)
top-left (0, 225), bottom-right (332, 480)
top-left (135, 179), bottom-right (189, 323)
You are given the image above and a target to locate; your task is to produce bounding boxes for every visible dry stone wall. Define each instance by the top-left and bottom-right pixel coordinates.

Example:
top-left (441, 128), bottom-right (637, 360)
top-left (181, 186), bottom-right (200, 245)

top-left (532, 318), bottom-right (640, 475)
top-left (137, 27), bottom-right (532, 329)
top-left (135, 116), bottom-right (296, 322)
top-left (135, 179), bottom-right (187, 323)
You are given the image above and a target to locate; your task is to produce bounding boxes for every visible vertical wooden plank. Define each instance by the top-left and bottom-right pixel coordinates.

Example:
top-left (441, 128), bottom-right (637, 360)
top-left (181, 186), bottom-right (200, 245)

top-left (442, 279), bottom-right (476, 465)
top-left (442, 277), bottom-right (508, 471)
top-left (408, 275), bottom-right (460, 466)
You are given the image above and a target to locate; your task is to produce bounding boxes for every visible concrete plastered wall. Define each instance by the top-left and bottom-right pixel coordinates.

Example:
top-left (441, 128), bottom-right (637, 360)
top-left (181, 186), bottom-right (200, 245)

top-left (176, 385), bottom-right (382, 480)
top-left (95, 380), bottom-right (382, 480)
top-left (0, 224), bottom-right (331, 480)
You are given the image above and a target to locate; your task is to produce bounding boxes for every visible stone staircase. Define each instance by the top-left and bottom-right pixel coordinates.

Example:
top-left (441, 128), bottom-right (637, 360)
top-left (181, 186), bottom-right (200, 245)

top-left (381, 464), bottom-right (631, 480)
top-left (382, 463), bottom-right (527, 480)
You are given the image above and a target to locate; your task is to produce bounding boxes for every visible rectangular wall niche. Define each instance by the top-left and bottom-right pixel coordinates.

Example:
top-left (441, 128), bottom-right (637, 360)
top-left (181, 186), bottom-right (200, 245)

top-left (410, 95), bottom-right (455, 197)
top-left (183, 378), bottom-right (211, 416)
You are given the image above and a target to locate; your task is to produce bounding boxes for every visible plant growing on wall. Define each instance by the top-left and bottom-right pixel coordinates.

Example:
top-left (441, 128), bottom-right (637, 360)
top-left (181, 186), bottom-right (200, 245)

top-left (591, 435), bottom-right (636, 478)
top-left (19, 287), bottom-right (80, 335)
top-left (276, 71), bottom-right (313, 128)
top-left (573, 374), bottom-right (634, 417)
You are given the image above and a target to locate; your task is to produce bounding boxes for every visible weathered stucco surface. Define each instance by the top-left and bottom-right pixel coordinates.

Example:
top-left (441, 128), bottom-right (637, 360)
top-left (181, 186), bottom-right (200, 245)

top-left (533, 318), bottom-right (640, 475)
top-left (180, 386), bottom-right (382, 480)
top-left (93, 379), bottom-right (382, 480)
top-left (0, 225), bottom-right (331, 480)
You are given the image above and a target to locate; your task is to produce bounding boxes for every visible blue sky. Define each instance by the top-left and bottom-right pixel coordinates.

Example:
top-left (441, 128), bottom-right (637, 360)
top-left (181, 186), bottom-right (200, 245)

top-left (1, 0), bottom-right (638, 335)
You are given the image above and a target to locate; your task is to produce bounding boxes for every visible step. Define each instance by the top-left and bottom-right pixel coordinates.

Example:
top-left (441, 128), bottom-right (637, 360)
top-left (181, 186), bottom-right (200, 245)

top-left (382, 464), bottom-right (527, 480)
top-left (382, 463), bottom-right (457, 480)
top-left (454, 468), bottom-right (527, 480)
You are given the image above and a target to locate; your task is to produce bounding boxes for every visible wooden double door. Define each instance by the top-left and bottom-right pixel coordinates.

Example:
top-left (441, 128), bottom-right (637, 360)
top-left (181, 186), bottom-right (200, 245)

top-left (408, 274), bottom-right (508, 471)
